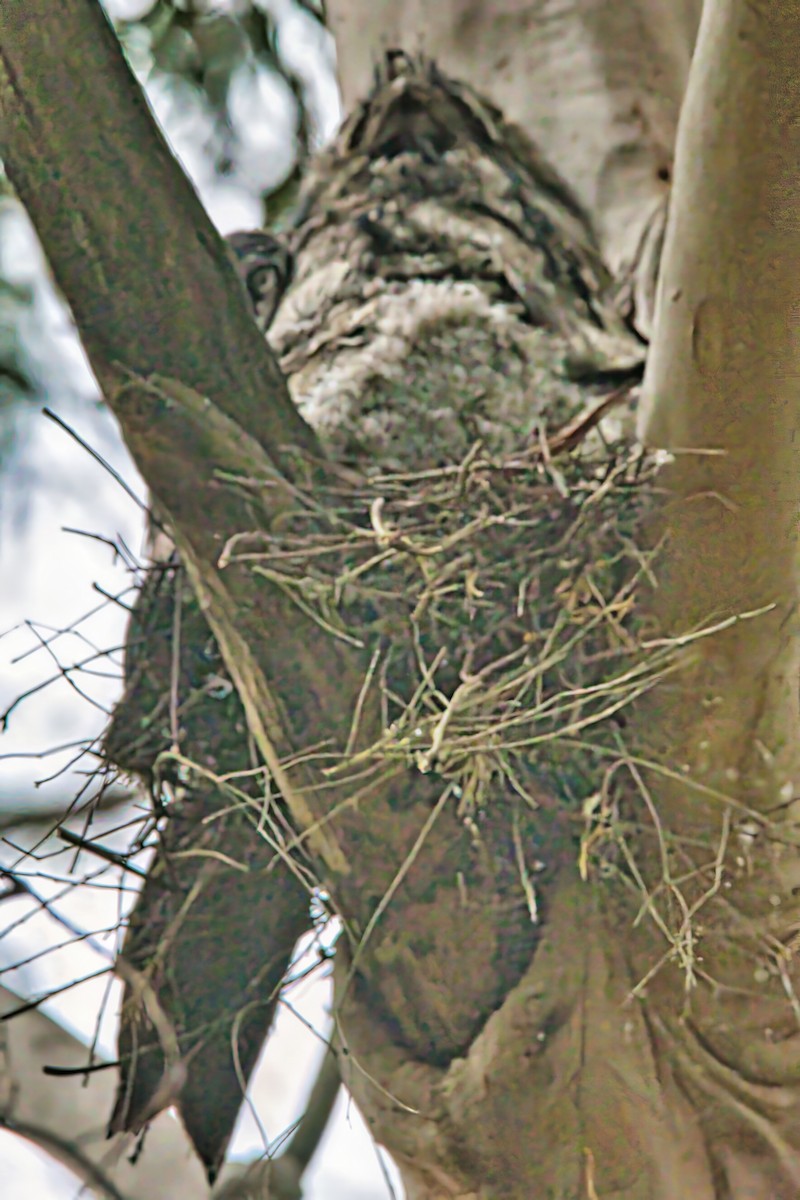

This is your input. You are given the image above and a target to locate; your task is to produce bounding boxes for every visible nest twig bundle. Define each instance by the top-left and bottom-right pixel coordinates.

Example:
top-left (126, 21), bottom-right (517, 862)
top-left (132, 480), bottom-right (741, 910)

top-left (219, 401), bottom-right (664, 821)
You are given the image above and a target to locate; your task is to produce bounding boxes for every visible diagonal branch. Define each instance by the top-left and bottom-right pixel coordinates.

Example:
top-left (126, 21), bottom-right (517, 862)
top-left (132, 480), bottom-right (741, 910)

top-left (0, 0), bottom-right (357, 874)
top-left (0, 9), bottom-right (529, 1069)
top-left (0, 0), bottom-right (316, 464)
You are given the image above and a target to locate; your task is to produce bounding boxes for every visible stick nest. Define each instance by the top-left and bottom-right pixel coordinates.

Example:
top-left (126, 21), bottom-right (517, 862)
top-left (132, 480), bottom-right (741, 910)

top-left (220, 402), bottom-right (666, 819)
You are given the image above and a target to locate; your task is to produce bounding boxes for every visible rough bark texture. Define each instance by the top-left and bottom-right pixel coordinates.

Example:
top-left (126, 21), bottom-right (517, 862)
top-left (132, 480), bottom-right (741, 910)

top-left (3, 3), bottom-right (800, 1198)
top-left (105, 59), bottom-right (647, 1177)
top-left (104, 557), bottom-right (313, 1178)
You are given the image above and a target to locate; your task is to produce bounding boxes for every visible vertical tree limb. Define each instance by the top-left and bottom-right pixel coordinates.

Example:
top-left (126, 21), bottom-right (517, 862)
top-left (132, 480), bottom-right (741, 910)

top-left (637, 0), bottom-right (800, 824)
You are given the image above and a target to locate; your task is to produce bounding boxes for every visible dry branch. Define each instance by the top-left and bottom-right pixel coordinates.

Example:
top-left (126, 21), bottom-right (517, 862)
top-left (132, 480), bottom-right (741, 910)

top-left (0, 985), bottom-right (209, 1200)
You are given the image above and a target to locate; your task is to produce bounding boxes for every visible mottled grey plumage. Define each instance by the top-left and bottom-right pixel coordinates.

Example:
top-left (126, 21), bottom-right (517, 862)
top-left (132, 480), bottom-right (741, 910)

top-left (267, 53), bottom-right (644, 470)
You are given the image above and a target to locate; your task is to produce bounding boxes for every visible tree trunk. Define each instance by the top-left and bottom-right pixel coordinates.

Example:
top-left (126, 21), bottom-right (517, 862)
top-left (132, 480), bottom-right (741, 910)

top-left (2, 3), bottom-right (800, 1198)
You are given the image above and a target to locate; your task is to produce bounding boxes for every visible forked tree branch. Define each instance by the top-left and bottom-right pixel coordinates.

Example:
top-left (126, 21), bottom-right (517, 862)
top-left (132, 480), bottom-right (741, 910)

top-left (0, 0), bottom-right (359, 875)
top-left (5, 3), bottom-right (800, 1196)
top-left (0, 3), bottom-right (528, 1084)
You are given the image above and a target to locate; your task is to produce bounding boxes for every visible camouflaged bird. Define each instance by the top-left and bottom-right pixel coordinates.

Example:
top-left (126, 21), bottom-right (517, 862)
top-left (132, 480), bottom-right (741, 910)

top-left (226, 229), bottom-right (294, 335)
top-left (265, 51), bottom-right (643, 470)
top-left (107, 52), bottom-right (644, 1182)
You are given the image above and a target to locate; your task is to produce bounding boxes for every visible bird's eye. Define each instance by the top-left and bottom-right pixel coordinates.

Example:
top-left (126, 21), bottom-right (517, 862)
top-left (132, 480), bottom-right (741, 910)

top-left (250, 265), bottom-right (275, 292)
